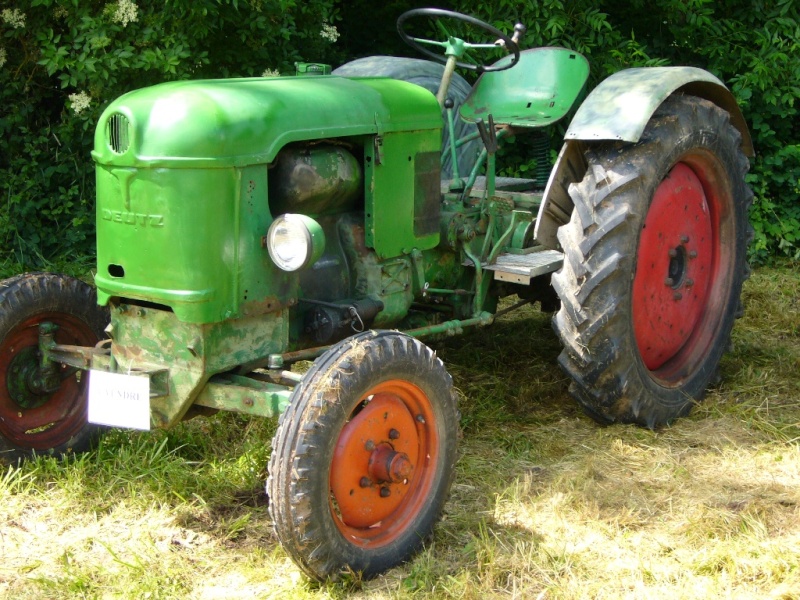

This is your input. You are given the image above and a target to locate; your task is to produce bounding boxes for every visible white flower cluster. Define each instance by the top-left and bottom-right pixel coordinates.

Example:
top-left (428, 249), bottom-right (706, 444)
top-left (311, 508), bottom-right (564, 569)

top-left (69, 91), bottom-right (92, 115)
top-left (1, 8), bottom-right (26, 29)
top-left (262, 68), bottom-right (281, 77)
top-left (112, 0), bottom-right (139, 28)
top-left (53, 6), bottom-right (69, 19)
top-left (0, 47), bottom-right (6, 69)
top-left (320, 22), bottom-right (339, 43)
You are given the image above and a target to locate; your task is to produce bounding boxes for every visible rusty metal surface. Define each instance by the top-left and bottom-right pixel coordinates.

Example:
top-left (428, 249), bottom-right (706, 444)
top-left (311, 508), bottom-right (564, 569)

top-left (565, 67), bottom-right (754, 155)
top-left (194, 374), bottom-right (291, 418)
top-left (268, 144), bottom-right (362, 216)
top-left (101, 302), bottom-right (289, 427)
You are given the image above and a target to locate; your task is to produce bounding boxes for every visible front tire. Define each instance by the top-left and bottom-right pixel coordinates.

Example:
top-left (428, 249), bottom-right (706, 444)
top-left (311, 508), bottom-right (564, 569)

top-left (0, 273), bottom-right (109, 462)
top-left (552, 95), bottom-right (753, 427)
top-left (267, 330), bottom-right (459, 580)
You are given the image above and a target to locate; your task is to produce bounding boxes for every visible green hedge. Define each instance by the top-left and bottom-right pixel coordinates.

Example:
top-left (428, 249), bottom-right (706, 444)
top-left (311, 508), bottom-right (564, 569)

top-left (447, 0), bottom-right (800, 263)
top-left (0, 0), bottom-right (342, 269)
top-left (1, 0), bottom-right (798, 269)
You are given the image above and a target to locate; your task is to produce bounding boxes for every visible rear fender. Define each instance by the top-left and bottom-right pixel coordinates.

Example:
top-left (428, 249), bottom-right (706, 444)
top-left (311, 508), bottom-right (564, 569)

top-left (534, 67), bottom-right (754, 249)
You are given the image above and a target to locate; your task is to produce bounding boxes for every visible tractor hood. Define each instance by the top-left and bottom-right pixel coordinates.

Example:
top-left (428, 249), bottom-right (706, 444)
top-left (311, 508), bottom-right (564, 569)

top-left (93, 76), bottom-right (442, 168)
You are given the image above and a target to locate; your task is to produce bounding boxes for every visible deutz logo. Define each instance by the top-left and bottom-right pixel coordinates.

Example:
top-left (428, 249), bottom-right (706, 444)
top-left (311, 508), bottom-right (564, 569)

top-left (102, 209), bottom-right (164, 227)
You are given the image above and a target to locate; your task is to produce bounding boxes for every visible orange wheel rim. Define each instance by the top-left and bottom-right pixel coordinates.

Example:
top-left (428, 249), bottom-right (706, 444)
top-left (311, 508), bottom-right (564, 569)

top-left (329, 379), bottom-right (439, 547)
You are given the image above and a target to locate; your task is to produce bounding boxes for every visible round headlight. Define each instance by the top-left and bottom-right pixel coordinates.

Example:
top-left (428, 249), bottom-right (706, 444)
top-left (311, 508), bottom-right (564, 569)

top-left (267, 214), bottom-right (325, 272)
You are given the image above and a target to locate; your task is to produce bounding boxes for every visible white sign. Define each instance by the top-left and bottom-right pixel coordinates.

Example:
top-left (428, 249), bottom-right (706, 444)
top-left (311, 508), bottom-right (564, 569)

top-left (88, 370), bottom-right (151, 430)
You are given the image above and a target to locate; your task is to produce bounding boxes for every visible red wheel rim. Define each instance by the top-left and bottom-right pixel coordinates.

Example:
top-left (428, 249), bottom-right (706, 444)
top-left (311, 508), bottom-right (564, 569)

top-left (0, 312), bottom-right (97, 449)
top-left (633, 157), bottom-right (733, 382)
top-left (329, 379), bottom-right (438, 547)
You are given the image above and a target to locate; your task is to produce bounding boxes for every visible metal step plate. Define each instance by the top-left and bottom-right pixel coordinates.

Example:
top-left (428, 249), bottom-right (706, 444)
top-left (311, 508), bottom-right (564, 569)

top-left (483, 249), bottom-right (564, 284)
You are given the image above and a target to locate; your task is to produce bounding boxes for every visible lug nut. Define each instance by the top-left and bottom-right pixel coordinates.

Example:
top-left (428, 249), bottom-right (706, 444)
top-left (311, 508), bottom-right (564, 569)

top-left (685, 278), bottom-right (694, 287)
top-left (689, 250), bottom-right (698, 259)
top-left (379, 486), bottom-right (391, 498)
top-left (415, 414), bottom-right (426, 424)
top-left (673, 292), bottom-right (683, 300)
top-left (388, 428), bottom-right (400, 440)
top-left (668, 249), bottom-right (678, 258)
top-left (664, 277), bottom-right (674, 286)
top-left (365, 440), bottom-right (375, 451)
top-left (680, 235), bottom-right (690, 244)
top-left (359, 476), bottom-right (371, 488)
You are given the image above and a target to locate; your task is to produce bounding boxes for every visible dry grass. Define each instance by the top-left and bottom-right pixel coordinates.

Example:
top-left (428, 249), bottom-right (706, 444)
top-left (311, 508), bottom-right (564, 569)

top-left (1, 264), bottom-right (798, 599)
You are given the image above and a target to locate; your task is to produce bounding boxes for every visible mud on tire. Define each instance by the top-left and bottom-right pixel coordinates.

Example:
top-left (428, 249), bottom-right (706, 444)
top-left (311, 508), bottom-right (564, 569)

top-left (267, 330), bottom-right (459, 581)
top-left (551, 95), bottom-right (753, 427)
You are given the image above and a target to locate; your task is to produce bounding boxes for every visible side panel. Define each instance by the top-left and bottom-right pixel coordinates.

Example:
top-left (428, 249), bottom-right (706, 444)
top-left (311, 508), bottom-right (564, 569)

top-left (365, 130), bottom-right (442, 259)
top-left (238, 164), bottom-right (295, 318)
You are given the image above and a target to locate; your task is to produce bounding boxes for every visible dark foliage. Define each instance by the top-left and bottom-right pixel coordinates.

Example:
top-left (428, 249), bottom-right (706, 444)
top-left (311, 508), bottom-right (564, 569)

top-left (0, 0), bottom-right (797, 269)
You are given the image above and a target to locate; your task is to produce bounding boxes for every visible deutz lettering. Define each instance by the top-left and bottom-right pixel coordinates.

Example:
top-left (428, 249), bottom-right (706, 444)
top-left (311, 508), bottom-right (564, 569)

top-left (101, 209), bottom-right (164, 227)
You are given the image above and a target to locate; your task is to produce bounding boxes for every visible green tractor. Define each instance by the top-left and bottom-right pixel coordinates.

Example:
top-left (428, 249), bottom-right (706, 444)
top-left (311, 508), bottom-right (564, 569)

top-left (0, 9), bottom-right (752, 580)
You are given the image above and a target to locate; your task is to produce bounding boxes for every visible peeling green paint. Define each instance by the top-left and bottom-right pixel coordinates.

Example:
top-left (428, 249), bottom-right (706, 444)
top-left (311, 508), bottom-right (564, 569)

top-left (94, 302), bottom-right (290, 427)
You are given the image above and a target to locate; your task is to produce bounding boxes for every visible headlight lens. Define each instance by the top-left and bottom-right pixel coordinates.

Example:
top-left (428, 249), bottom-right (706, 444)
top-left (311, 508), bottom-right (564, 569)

top-left (267, 214), bottom-right (325, 271)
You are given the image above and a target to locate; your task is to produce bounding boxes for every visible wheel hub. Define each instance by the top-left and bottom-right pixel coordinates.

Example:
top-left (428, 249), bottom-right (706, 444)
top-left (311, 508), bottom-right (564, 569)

top-left (633, 162), bottom-right (714, 371)
top-left (6, 347), bottom-right (53, 410)
top-left (330, 394), bottom-right (422, 529)
top-left (666, 245), bottom-right (687, 289)
top-left (0, 312), bottom-right (95, 449)
top-left (368, 442), bottom-right (414, 483)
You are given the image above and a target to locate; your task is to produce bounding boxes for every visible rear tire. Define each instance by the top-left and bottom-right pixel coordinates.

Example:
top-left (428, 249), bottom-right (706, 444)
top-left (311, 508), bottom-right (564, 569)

top-left (0, 273), bottom-right (109, 462)
top-left (333, 56), bottom-right (479, 179)
top-left (551, 95), bottom-right (753, 427)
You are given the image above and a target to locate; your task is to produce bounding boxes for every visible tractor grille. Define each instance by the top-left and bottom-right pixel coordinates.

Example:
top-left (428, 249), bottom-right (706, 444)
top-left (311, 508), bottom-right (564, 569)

top-left (107, 113), bottom-right (131, 154)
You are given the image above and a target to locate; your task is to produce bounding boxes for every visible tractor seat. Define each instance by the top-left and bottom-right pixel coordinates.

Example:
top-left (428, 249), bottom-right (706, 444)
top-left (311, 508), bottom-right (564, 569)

top-left (460, 48), bottom-right (590, 129)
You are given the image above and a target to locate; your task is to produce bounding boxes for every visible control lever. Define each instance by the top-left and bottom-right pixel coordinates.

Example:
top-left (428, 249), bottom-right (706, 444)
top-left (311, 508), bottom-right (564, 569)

top-left (475, 115), bottom-right (497, 155)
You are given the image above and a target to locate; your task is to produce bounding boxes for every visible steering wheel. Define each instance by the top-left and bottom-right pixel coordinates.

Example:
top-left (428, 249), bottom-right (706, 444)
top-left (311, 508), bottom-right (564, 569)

top-left (397, 8), bottom-right (520, 73)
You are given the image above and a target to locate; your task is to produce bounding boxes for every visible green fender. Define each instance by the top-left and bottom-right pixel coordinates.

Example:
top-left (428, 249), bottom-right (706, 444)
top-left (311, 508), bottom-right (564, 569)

top-left (534, 66), bottom-right (754, 249)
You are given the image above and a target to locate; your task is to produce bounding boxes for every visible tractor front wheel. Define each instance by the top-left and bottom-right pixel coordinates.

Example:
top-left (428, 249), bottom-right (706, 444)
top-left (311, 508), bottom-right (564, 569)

top-left (0, 273), bottom-right (109, 462)
top-left (552, 95), bottom-right (753, 427)
top-left (267, 331), bottom-right (459, 580)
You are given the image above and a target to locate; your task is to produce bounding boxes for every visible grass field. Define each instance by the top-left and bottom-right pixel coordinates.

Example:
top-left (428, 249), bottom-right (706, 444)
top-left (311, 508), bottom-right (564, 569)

top-left (1, 264), bottom-right (798, 599)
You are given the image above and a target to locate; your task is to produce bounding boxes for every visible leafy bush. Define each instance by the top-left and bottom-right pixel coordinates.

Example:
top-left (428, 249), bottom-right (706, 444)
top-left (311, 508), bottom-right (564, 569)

top-left (0, 0), bottom-right (342, 267)
top-left (452, 0), bottom-right (800, 262)
top-left (1, 0), bottom-right (798, 267)
top-left (609, 0), bottom-right (800, 262)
